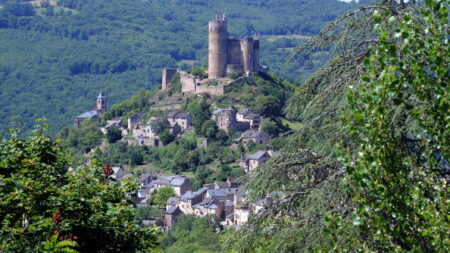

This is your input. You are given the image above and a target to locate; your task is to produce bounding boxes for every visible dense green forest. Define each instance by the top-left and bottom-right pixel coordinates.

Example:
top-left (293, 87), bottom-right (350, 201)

top-left (0, 0), bottom-right (364, 133)
top-left (1, 0), bottom-right (448, 252)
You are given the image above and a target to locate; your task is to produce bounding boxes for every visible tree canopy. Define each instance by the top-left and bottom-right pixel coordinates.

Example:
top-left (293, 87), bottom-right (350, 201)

top-left (0, 124), bottom-right (159, 252)
top-left (226, 0), bottom-right (449, 252)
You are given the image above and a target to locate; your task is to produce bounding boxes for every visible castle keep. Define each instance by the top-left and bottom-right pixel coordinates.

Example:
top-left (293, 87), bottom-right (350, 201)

top-left (161, 15), bottom-right (264, 96)
top-left (208, 14), bottom-right (260, 79)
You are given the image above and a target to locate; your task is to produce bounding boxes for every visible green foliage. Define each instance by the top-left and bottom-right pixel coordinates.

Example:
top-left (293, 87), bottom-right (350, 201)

top-left (167, 73), bottom-right (182, 96)
top-left (186, 98), bottom-right (211, 134)
top-left (201, 120), bottom-right (218, 139)
top-left (62, 119), bottom-right (103, 153)
top-left (103, 90), bottom-right (155, 121)
top-left (0, 124), bottom-right (158, 252)
top-left (225, 150), bottom-right (347, 252)
top-left (260, 117), bottom-right (287, 137)
top-left (228, 72), bottom-right (240, 80)
top-left (130, 149), bottom-right (144, 166)
top-left (135, 206), bottom-right (165, 223)
top-left (254, 95), bottom-right (282, 117)
top-left (269, 136), bottom-right (288, 151)
top-left (150, 187), bottom-right (176, 207)
top-left (106, 126), bottom-right (122, 144)
top-left (187, 66), bottom-right (207, 79)
top-left (159, 129), bottom-right (176, 145)
top-left (150, 117), bottom-right (170, 135)
top-left (0, 0), bottom-right (361, 134)
top-left (335, 2), bottom-right (450, 251)
top-left (225, 1), bottom-right (450, 252)
top-left (160, 215), bottom-right (228, 253)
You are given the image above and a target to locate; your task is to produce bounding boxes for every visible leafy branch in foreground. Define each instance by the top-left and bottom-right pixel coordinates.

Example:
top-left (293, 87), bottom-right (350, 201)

top-left (225, 1), bottom-right (448, 252)
top-left (284, 0), bottom-right (416, 157)
top-left (0, 124), bottom-right (159, 252)
top-left (334, 0), bottom-right (449, 251)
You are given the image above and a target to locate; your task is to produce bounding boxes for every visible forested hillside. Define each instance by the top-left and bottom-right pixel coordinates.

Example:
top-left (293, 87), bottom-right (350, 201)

top-left (0, 0), bottom-right (364, 133)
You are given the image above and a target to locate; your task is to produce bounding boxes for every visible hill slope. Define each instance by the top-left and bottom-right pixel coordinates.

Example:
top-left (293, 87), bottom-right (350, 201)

top-left (0, 0), bottom-right (363, 133)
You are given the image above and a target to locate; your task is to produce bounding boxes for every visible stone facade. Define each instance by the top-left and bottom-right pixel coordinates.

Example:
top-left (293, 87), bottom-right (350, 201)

top-left (162, 68), bottom-right (177, 90)
top-left (208, 14), bottom-right (260, 79)
top-left (240, 150), bottom-right (272, 172)
top-left (160, 15), bottom-right (263, 97)
top-left (212, 108), bottom-right (256, 132)
top-left (167, 111), bottom-right (192, 131)
top-left (236, 108), bottom-right (261, 129)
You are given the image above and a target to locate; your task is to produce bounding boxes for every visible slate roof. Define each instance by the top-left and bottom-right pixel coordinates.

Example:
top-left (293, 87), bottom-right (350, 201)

top-left (180, 191), bottom-right (195, 201)
top-left (238, 108), bottom-right (260, 119)
top-left (154, 176), bottom-right (171, 186)
top-left (180, 187), bottom-right (208, 201)
top-left (212, 109), bottom-right (224, 115)
top-left (243, 150), bottom-right (267, 161)
top-left (170, 177), bottom-right (187, 186)
top-left (97, 91), bottom-right (106, 98)
top-left (207, 188), bottom-right (237, 198)
top-left (129, 112), bottom-right (143, 124)
top-left (166, 197), bottom-right (179, 205)
top-left (154, 175), bottom-right (188, 187)
top-left (75, 110), bottom-right (98, 119)
top-left (194, 198), bottom-right (221, 209)
top-left (167, 111), bottom-right (179, 118)
top-left (175, 112), bottom-right (191, 119)
top-left (212, 108), bottom-right (235, 115)
top-left (244, 112), bottom-right (260, 119)
top-left (139, 173), bottom-right (153, 183)
top-left (238, 108), bottom-right (251, 116)
top-left (242, 130), bottom-right (263, 139)
top-left (166, 206), bottom-right (182, 215)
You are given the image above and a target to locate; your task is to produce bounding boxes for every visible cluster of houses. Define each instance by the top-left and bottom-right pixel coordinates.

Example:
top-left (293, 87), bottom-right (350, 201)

top-left (212, 108), bottom-right (261, 132)
top-left (126, 111), bottom-right (192, 146)
top-left (110, 168), bottom-right (277, 230)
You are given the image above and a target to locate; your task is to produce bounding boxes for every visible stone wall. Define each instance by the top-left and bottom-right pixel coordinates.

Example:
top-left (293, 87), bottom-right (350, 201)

top-left (227, 38), bottom-right (242, 65)
top-left (162, 68), bottom-right (178, 90)
top-left (180, 72), bottom-right (197, 93)
top-left (195, 84), bottom-right (225, 96)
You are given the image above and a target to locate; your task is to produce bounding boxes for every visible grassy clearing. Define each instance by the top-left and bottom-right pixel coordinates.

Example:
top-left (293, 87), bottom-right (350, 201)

top-left (182, 172), bottom-right (195, 178)
top-left (282, 118), bottom-right (303, 130)
top-left (180, 130), bottom-right (197, 142)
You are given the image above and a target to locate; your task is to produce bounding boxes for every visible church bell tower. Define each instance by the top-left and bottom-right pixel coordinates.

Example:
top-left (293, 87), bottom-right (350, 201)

top-left (96, 91), bottom-right (106, 116)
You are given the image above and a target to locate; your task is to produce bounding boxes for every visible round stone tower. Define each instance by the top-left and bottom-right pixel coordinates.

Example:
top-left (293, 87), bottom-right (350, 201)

top-left (208, 14), bottom-right (228, 79)
top-left (240, 36), bottom-right (254, 75)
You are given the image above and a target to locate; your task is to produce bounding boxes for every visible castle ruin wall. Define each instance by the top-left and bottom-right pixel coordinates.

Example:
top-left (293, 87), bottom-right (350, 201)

top-left (195, 84), bottom-right (224, 96)
top-left (180, 72), bottom-right (197, 93)
top-left (162, 68), bottom-right (178, 90)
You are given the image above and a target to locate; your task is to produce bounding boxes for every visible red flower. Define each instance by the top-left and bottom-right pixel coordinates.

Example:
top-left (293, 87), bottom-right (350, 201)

top-left (53, 209), bottom-right (61, 226)
top-left (102, 164), bottom-right (113, 178)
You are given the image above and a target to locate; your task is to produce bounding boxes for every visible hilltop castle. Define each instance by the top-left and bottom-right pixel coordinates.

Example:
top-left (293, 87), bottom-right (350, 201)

top-left (162, 15), bottom-right (266, 96)
top-left (208, 13), bottom-right (260, 78)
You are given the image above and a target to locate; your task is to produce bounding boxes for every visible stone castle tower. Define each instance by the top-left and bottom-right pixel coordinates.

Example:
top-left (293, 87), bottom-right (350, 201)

top-left (208, 14), bottom-right (260, 79)
top-left (96, 91), bottom-right (106, 116)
